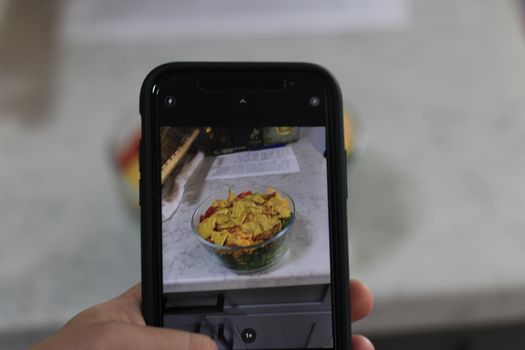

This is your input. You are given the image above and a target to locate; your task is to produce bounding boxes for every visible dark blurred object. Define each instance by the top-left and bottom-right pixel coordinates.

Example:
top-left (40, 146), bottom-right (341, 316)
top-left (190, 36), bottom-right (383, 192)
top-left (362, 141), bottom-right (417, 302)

top-left (0, 327), bottom-right (57, 350)
top-left (370, 321), bottom-right (525, 350)
top-left (207, 127), bottom-right (299, 155)
top-left (0, 0), bottom-right (61, 123)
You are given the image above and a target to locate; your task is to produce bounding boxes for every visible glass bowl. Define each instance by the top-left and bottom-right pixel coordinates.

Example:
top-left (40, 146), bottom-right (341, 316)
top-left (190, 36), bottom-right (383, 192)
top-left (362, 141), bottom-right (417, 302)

top-left (191, 187), bottom-right (295, 273)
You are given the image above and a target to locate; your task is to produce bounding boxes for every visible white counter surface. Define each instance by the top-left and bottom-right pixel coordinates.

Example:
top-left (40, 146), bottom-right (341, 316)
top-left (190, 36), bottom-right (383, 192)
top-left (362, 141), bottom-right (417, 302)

top-left (1, 0), bottom-right (525, 341)
top-left (162, 139), bottom-right (331, 293)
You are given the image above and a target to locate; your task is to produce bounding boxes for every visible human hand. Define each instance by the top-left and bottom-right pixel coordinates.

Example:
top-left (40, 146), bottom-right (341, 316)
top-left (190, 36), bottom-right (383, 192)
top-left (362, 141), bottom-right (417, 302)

top-left (350, 279), bottom-right (375, 350)
top-left (31, 280), bottom-right (373, 350)
top-left (30, 285), bottom-right (217, 350)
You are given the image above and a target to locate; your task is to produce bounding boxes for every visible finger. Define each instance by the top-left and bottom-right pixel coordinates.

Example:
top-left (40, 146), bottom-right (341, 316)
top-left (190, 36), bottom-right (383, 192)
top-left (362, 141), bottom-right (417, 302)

top-left (109, 284), bottom-right (145, 326)
top-left (118, 283), bottom-right (142, 305)
top-left (352, 335), bottom-right (375, 350)
top-left (63, 284), bottom-right (145, 330)
top-left (350, 279), bottom-right (373, 322)
top-left (109, 323), bottom-right (218, 350)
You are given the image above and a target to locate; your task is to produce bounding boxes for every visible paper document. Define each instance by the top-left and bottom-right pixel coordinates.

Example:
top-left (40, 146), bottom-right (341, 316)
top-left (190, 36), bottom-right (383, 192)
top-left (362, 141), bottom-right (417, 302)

top-left (206, 146), bottom-right (300, 180)
top-left (62, 0), bottom-right (410, 43)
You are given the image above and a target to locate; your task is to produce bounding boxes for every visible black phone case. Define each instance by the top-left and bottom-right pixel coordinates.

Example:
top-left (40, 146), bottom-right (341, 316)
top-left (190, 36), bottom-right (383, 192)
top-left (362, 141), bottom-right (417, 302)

top-left (139, 62), bottom-right (350, 349)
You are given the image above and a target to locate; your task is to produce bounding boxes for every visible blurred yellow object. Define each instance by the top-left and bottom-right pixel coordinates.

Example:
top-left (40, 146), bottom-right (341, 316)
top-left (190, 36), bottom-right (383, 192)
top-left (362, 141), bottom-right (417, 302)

top-left (123, 156), bottom-right (140, 189)
top-left (111, 122), bottom-right (141, 214)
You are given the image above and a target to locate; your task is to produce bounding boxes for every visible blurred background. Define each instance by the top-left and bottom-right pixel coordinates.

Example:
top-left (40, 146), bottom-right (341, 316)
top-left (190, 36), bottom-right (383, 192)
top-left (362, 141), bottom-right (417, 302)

top-left (1, 0), bottom-right (525, 349)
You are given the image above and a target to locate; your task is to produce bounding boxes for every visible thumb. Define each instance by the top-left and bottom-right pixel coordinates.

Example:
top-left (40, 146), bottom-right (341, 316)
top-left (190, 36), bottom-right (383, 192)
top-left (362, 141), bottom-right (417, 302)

top-left (111, 323), bottom-right (218, 350)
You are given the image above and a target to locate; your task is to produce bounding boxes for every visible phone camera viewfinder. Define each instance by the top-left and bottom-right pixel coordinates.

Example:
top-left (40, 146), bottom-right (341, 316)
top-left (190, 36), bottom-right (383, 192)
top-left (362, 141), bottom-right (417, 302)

top-left (309, 96), bottom-right (320, 107)
top-left (164, 96), bottom-right (176, 107)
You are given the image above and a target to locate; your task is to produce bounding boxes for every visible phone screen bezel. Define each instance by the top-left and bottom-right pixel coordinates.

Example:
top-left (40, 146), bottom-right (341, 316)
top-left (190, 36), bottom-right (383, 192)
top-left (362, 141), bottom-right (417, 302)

top-left (140, 62), bottom-right (350, 350)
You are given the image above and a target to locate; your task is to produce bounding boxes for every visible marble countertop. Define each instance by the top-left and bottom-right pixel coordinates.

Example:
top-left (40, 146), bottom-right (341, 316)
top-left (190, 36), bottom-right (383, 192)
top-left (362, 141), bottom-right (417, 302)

top-left (162, 139), bottom-right (331, 293)
top-left (2, 0), bottom-right (525, 342)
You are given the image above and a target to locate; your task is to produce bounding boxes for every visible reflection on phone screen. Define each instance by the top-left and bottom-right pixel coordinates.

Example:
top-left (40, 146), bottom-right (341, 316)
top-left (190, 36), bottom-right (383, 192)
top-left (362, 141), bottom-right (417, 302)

top-left (161, 126), bottom-right (332, 349)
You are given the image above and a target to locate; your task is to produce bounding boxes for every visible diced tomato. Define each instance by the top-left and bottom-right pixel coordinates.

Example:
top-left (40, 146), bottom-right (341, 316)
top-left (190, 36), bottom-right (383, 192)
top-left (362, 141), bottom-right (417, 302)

top-left (205, 206), bottom-right (216, 217)
top-left (236, 191), bottom-right (252, 200)
top-left (200, 206), bottom-right (216, 222)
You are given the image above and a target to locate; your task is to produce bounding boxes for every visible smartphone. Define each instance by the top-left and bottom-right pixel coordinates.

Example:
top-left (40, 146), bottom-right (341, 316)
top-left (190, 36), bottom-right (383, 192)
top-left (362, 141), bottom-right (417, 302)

top-left (139, 62), bottom-right (350, 349)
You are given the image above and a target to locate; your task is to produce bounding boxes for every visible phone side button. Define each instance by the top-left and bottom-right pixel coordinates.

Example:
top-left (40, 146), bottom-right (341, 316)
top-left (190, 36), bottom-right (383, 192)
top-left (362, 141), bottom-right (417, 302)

top-left (139, 140), bottom-right (143, 207)
top-left (344, 151), bottom-right (348, 199)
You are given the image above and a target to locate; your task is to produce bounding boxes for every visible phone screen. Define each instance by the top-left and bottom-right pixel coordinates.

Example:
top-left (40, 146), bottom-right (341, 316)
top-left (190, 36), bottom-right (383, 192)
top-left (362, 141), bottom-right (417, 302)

top-left (160, 125), bottom-right (334, 349)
